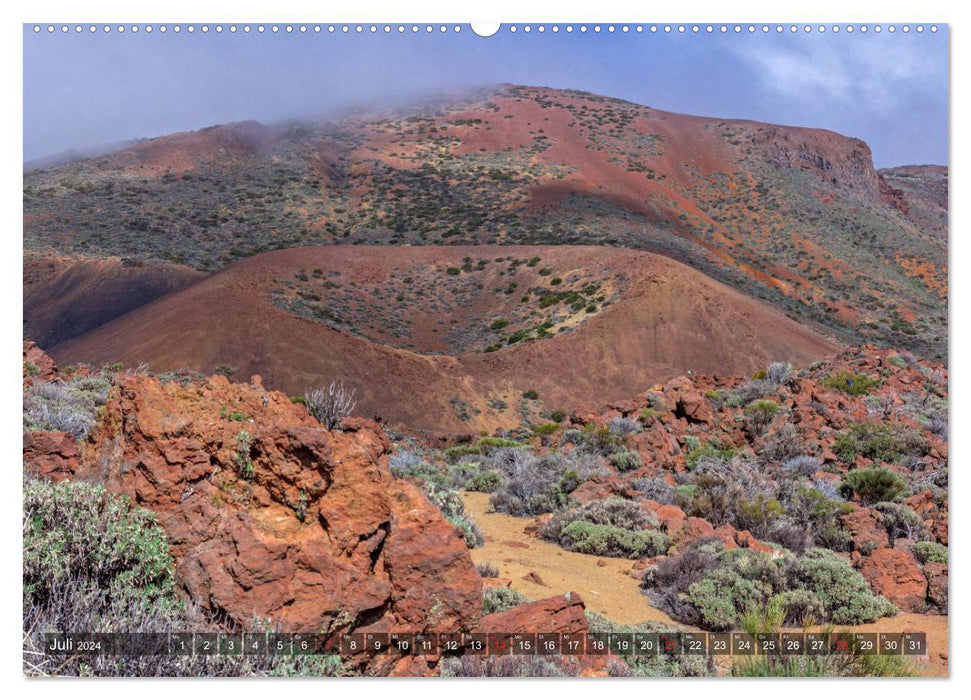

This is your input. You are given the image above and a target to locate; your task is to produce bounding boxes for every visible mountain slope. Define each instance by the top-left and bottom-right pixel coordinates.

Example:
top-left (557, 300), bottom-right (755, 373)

top-left (24, 253), bottom-right (204, 348)
top-left (24, 85), bottom-right (947, 360)
top-left (52, 245), bottom-right (838, 434)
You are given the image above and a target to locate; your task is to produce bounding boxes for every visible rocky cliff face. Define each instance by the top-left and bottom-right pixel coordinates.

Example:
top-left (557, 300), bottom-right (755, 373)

top-left (749, 125), bottom-right (884, 202)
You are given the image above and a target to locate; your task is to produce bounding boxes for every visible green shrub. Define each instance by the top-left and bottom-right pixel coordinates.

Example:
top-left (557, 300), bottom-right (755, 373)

top-left (541, 499), bottom-right (667, 558)
top-left (543, 498), bottom-right (654, 534)
top-left (447, 514), bottom-right (484, 548)
top-left (686, 444), bottom-right (737, 470)
top-left (746, 399), bottom-right (779, 429)
top-left (443, 444), bottom-right (482, 461)
top-left (771, 589), bottom-right (826, 626)
top-left (468, 470), bottom-right (503, 493)
top-left (683, 435), bottom-right (702, 452)
top-left (643, 543), bottom-right (895, 630)
top-left (234, 430), bottom-right (254, 479)
top-left (561, 428), bottom-right (584, 445)
top-left (488, 449), bottom-right (593, 516)
top-left (839, 468), bottom-right (908, 505)
top-left (611, 449), bottom-right (643, 472)
top-left (560, 521), bottom-right (668, 559)
top-left (684, 565), bottom-right (771, 630)
top-left (874, 502), bottom-right (925, 543)
top-left (550, 410), bottom-right (567, 423)
top-left (911, 541), bottom-right (947, 564)
top-left (522, 389), bottom-right (539, 400)
top-left (473, 436), bottom-right (527, 454)
top-left (24, 475), bottom-right (175, 607)
top-left (785, 486), bottom-right (854, 550)
top-left (820, 371), bottom-right (881, 396)
top-left (639, 407), bottom-right (662, 422)
top-left (787, 548), bottom-right (897, 624)
top-left (833, 423), bottom-right (927, 465)
top-left (482, 587), bottom-right (529, 615)
top-left (532, 422), bottom-right (560, 437)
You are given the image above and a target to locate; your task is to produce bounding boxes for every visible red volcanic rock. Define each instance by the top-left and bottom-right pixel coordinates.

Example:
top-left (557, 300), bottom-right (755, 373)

top-left (522, 571), bottom-right (549, 587)
top-left (477, 592), bottom-right (624, 676)
top-left (60, 373), bottom-right (481, 674)
top-left (860, 548), bottom-right (927, 612)
top-left (841, 507), bottom-right (890, 551)
top-left (569, 476), bottom-right (637, 506)
top-left (655, 504), bottom-right (687, 526)
top-left (23, 340), bottom-right (58, 383)
top-left (674, 390), bottom-right (714, 426)
top-left (714, 524), bottom-right (739, 550)
top-left (23, 431), bottom-right (79, 478)
top-left (734, 530), bottom-right (775, 554)
top-left (482, 578), bottom-right (512, 590)
top-left (478, 592), bottom-right (588, 635)
top-left (668, 516), bottom-right (716, 546)
top-left (924, 561), bottom-right (948, 612)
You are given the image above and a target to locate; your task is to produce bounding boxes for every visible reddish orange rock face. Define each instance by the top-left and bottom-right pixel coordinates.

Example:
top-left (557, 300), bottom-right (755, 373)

top-left (860, 548), bottom-right (928, 612)
top-left (36, 372), bottom-right (483, 674)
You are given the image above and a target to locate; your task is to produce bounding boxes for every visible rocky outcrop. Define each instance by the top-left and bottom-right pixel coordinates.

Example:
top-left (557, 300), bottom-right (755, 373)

top-left (36, 372), bottom-right (482, 674)
top-left (924, 561), bottom-right (948, 612)
top-left (478, 592), bottom-right (588, 635)
top-left (751, 125), bottom-right (882, 202)
top-left (859, 548), bottom-right (928, 612)
top-left (841, 507), bottom-right (890, 551)
top-left (476, 593), bottom-right (621, 677)
top-left (23, 340), bottom-right (57, 382)
top-left (23, 431), bottom-right (79, 479)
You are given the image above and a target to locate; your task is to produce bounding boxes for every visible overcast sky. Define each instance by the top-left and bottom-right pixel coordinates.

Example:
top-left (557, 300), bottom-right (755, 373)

top-left (23, 24), bottom-right (948, 167)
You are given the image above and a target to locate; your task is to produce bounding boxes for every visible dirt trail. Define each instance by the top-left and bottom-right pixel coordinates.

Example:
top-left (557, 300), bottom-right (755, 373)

top-left (463, 491), bottom-right (948, 676)
top-left (463, 491), bottom-right (680, 627)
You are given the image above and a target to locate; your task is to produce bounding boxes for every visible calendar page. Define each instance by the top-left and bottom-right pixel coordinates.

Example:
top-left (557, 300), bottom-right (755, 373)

top-left (21, 12), bottom-right (949, 681)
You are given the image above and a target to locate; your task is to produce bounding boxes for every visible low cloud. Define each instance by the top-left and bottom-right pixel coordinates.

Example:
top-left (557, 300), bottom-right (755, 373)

top-left (728, 33), bottom-right (946, 116)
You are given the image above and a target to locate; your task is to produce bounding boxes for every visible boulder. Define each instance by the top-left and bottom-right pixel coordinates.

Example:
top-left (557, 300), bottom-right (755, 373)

top-left (924, 561), bottom-right (948, 612)
top-left (734, 529), bottom-right (775, 554)
top-left (674, 391), bottom-right (714, 425)
top-left (569, 476), bottom-right (636, 506)
top-left (841, 507), bottom-right (890, 551)
top-left (23, 431), bottom-right (79, 478)
top-left (860, 548), bottom-right (927, 612)
top-left (478, 592), bottom-right (588, 635)
top-left (482, 577), bottom-right (512, 590)
top-left (668, 516), bottom-right (716, 546)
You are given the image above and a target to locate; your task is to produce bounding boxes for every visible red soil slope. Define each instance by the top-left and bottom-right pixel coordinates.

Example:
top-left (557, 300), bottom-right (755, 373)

top-left (24, 253), bottom-right (204, 348)
top-left (53, 245), bottom-right (838, 434)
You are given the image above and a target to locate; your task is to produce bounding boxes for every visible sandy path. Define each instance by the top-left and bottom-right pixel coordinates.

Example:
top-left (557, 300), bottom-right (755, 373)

top-left (463, 491), bottom-right (948, 676)
top-left (463, 491), bottom-right (680, 626)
